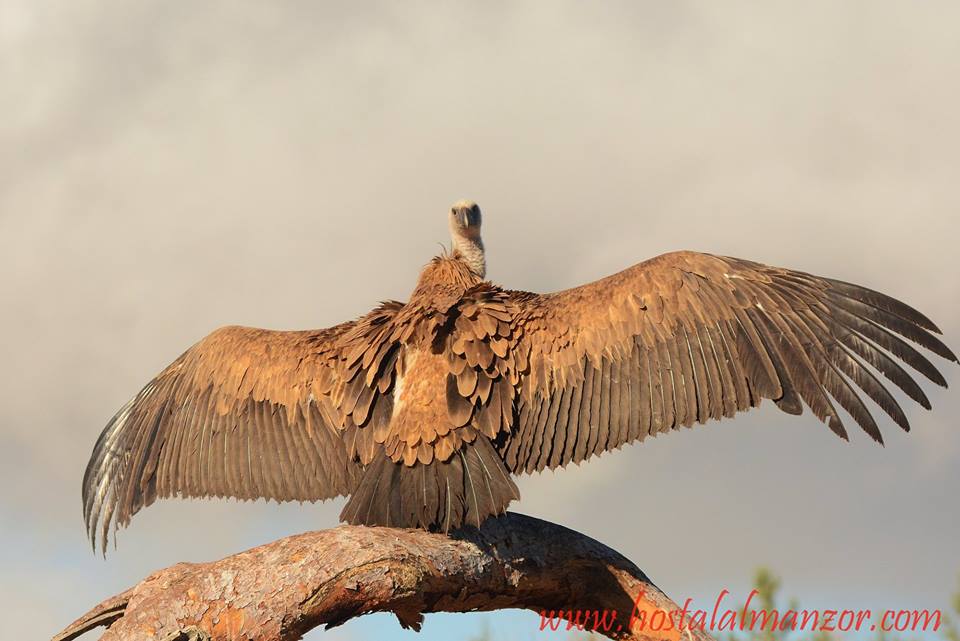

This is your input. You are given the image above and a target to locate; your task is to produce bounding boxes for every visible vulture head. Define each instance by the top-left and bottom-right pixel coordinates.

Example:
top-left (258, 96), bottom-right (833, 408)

top-left (448, 199), bottom-right (485, 278)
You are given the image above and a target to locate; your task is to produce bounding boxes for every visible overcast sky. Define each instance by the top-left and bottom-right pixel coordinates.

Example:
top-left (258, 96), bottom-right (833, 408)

top-left (2, 2), bottom-right (959, 640)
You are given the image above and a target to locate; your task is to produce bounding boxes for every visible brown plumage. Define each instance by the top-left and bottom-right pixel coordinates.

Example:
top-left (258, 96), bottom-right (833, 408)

top-left (83, 200), bottom-right (956, 551)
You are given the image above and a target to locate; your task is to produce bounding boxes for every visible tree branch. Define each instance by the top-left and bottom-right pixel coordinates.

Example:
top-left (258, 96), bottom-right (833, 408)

top-left (54, 512), bottom-right (715, 641)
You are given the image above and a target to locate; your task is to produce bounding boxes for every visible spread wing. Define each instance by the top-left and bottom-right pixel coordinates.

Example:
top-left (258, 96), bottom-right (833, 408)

top-left (83, 303), bottom-right (402, 552)
top-left (498, 251), bottom-right (956, 474)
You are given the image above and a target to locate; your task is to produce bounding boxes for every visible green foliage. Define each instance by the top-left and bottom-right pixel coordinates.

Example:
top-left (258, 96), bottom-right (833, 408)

top-left (941, 573), bottom-right (960, 641)
top-left (464, 568), bottom-right (960, 641)
top-left (726, 568), bottom-right (959, 641)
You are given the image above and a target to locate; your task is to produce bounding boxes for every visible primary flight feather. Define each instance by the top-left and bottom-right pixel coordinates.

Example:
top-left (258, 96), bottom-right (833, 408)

top-left (83, 201), bottom-right (956, 551)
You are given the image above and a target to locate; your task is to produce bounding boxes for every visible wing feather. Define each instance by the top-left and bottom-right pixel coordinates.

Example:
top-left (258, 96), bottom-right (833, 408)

top-left (497, 251), bottom-right (954, 473)
top-left (574, 361), bottom-right (594, 463)
top-left (612, 354), bottom-right (631, 446)
top-left (81, 312), bottom-right (396, 552)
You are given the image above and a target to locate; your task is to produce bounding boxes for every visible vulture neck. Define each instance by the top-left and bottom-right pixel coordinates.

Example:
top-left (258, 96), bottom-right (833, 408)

top-left (451, 234), bottom-right (486, 279)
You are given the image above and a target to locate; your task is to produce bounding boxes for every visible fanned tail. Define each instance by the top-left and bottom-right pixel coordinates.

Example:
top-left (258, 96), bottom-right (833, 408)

top-left (340, 436), bottom-right (519, 532)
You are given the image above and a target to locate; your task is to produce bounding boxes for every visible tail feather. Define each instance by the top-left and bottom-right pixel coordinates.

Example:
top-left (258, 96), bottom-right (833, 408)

top-left (341, 436), bottom-right (518, 532)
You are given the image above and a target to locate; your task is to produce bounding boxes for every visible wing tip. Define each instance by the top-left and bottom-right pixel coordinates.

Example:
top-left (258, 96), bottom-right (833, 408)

top-left (824, 278), bottom-right (944, 334)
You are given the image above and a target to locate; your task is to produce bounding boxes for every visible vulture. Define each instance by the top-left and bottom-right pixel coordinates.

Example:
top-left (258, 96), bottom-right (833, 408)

top-left (84, 200), bottom-right (956, 551)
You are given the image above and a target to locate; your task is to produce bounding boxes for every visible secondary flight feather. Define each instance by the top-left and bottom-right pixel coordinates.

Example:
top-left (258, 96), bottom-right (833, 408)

top-left (83, 201), bottom-right (956, 551)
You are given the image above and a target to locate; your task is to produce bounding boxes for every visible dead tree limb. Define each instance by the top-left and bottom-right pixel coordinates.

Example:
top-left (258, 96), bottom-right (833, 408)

top-left (54, 512), bottom-right (715, 641)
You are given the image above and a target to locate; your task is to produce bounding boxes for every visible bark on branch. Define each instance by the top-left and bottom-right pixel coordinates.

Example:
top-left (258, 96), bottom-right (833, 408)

top-left (54, 512), bottom-right (715, 641)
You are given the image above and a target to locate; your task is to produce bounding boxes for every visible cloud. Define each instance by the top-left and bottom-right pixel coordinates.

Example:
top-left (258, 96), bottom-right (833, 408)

top-left (2, 1), bottom-right (958, 638)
